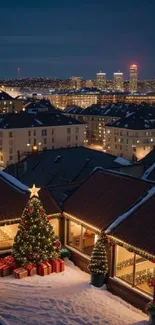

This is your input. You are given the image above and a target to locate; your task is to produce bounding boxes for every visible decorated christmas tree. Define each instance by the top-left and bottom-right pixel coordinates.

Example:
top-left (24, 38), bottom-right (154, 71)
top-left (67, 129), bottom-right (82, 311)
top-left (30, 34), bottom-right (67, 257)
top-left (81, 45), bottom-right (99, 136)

top-left (12, 185), bottom-right (61, 266)
top-left (88, 234), bottom-right (108, 275)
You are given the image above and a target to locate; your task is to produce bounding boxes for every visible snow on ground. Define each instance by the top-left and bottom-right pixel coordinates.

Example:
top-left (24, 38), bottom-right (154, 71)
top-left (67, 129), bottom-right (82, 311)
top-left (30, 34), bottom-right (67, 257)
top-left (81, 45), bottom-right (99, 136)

top-left (0, 259), bottom-right (148, 325)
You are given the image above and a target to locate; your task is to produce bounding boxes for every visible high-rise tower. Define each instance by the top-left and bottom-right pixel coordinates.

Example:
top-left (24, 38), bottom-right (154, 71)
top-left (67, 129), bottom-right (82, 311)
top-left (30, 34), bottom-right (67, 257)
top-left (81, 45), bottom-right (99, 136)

top-left (129, 64), bottom-right (138, 92)
top-left (113, 71), bottom-right (124, 92)
top-left (96, 72), bottom-right (106, 90)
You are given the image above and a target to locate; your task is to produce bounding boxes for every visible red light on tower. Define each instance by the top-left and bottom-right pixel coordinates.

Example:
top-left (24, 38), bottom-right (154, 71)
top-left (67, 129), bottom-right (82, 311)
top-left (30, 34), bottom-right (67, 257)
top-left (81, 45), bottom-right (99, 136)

top-left (130, 64), bottom-right (138, 70)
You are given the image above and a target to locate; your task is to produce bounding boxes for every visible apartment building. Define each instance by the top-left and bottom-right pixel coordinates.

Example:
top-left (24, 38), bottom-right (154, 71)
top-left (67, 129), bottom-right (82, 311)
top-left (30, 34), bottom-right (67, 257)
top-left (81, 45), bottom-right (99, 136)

top-left (64, 103), bottom-right (135, 147)
top-left (105, 114), bottom-right (155, 161)
top-left (0, 90), bottom-right (23, 113)
top-left (46, 91), bottom-right (99, 109)
top-left (0, 112), bottom-right (85, 168)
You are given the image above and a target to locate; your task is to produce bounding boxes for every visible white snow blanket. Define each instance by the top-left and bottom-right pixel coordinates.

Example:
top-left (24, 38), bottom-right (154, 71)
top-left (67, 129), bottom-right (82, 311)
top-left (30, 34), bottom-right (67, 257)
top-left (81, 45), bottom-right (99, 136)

top-left (0, 260), bottom-right (148, 325)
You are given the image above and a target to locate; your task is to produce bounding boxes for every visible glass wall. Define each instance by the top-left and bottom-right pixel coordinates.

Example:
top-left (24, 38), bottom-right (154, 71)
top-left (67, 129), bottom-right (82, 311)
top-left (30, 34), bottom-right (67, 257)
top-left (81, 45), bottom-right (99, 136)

top-left (115, 244), bottom-right (154, 297)
top-left (135, 254), bottom-right (154, 296)
top-left (0, 224), bottom-right (19, 249)
top-left (67, 220), bottom-right (97, 256)
top-left (116, 245), bottom-right (134, 285)
top-left (50, 218), bottom-right (59, 237)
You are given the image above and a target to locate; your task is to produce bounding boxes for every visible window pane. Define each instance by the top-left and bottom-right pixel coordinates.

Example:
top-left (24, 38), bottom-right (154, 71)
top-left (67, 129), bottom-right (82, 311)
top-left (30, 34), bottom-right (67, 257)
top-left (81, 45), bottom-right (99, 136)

top-left (82, 228), bottom-right (96, 256)
top-left (135, 254), bottom-right (154, 296)
top-left (116, 245), bottom-right (134, 285)
top-left (49, 219), bottom-right (59, 237)
top-left (68, 221), bottom-right (81, 251)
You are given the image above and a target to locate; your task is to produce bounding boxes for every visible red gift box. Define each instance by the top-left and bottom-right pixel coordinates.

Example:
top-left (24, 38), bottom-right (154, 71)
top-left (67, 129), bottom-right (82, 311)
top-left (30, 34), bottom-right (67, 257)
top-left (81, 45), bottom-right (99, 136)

top-left (0, 264), bottom-right (10, 277)
top-left (38, 263), bottom-right (48, 276)
top-left (49, 260), bottom-right (60, 273)
top-left (43, 262), bottom-right (52, 274)
top-left (4, 256), bottom-right (14, 266)
top-left (25, 264), bottom-right (37, 276)
top-left (58, 259), bottom-right (65, 272)
top-left (13, 268), bottom-right (28, 279)
top-left (10, 263), bottom-right (19, 272)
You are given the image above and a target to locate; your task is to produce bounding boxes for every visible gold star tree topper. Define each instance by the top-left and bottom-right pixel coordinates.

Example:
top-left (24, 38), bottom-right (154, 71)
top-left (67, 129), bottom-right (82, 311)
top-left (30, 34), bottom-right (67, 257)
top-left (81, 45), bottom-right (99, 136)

top-left (29, 184), bottom-right (40, 198)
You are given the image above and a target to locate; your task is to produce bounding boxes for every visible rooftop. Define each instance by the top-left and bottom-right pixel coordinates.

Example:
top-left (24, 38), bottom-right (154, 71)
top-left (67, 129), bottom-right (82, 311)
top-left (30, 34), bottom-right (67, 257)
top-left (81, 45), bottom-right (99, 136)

top-left (5, 147), bottom-right (132, 205)
top-left (0, 170), bottom-right (60, 222)
top-left (0, 112), bottom-right (83, 129)
top-left (110, 191), bottom-right (155, 256)
top-left (64, 103), bottom-right (155, 118)
top-left (0, 90), bottom-right (14, 101)
top-left (64, 169), bottom-right (152, 231)
top-left (107, 113), bottom-right (155, 130)
top-left (25, 99), bottom-right (57, 113)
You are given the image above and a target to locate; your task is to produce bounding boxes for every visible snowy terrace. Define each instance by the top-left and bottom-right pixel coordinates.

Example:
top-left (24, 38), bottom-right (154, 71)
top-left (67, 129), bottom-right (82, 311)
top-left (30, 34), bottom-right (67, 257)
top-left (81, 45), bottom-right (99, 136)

top-left (0, 260), bottom-right (147, 325)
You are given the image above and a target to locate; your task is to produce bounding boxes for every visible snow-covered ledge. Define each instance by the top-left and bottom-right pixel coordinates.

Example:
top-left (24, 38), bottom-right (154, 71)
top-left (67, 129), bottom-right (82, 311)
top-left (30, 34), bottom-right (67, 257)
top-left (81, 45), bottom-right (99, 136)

top-left (65, 245), bottom-right (91, 261)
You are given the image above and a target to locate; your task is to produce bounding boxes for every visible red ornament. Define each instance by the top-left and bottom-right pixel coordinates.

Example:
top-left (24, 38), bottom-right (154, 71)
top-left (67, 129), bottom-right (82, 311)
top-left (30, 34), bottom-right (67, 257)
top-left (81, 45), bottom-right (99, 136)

top-left (47, 217), bottom-right (51, 221)
top-left (152, 259), bottom-right (155, 263)
top-left (24, 224), bottom-right (29, 230)
top-left (39, 210), bottom-right (45, 216)
top-left (55, 240), bottom-right (61, 249)
top-left (28, 206), bottom-right (34, 212)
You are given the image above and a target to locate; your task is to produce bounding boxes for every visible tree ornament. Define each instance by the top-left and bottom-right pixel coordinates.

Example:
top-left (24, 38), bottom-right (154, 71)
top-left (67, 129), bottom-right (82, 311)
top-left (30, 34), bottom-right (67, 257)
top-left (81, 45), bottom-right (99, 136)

top-left (55, 240), bottom-right (61, 249)
top-left (39, 210), bottom-right (45, 216)
top-left (12, 195), bottom-right (61, 266)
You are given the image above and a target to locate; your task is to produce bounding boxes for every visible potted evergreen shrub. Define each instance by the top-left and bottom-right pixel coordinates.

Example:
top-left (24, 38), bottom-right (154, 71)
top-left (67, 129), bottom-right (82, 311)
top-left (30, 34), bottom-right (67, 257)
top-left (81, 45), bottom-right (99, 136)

top-left (146, 301), bottom-right (155, 325)
top-left (88, 234), bottom-right (108, 287)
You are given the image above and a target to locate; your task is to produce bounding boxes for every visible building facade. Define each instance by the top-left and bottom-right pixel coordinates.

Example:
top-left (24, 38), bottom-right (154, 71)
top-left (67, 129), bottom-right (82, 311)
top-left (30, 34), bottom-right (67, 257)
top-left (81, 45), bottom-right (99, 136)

top-left (0, 112), bottom-right (85, 168)
top-left (129, 64), bottom-right (138, 92)
top-left (113, 72), bottom-right (124, 92)
top-left (105, 117), bottom-right (155, 160)
top-left (96, 72), bottom-right (106, 90)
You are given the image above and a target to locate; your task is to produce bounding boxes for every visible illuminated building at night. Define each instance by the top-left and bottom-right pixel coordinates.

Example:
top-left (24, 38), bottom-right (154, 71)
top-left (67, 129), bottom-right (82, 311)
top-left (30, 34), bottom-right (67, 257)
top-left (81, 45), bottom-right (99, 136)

top-left (129, 64), bottom-right (138, 92)
top-left (0, 112), bottom-right (85, 168)
top-left (70, 77), bottom-right (83, 90)
top-left (105, 113), bottom-right (155, 161)
top-left (96, 72), bottom-right (106, 90)
top-left (113, 72), bottom-right (124, 92)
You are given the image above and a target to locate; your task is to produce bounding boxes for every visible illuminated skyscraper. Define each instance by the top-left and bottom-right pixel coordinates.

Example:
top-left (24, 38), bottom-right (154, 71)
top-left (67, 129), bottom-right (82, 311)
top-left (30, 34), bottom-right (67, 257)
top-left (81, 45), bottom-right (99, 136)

top-left (129, 64), bottom-right (138, 92)
top-left (113, 71), bottom-right (124, 91)
top-left (96, 72), bottom-right (106, 90)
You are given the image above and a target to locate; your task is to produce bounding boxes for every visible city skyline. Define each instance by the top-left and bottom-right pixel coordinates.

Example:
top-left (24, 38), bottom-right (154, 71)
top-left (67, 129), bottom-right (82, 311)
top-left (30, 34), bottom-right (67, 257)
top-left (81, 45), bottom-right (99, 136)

top-left (0, 1), bottom-right (155, 79)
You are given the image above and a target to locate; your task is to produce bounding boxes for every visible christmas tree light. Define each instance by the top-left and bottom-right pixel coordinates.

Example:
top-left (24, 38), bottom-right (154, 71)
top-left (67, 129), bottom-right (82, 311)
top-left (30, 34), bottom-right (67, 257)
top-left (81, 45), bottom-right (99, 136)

top-left (88, 235), bottom-right (108, 275)
top-left (12, 194), bottom-right (61, 266)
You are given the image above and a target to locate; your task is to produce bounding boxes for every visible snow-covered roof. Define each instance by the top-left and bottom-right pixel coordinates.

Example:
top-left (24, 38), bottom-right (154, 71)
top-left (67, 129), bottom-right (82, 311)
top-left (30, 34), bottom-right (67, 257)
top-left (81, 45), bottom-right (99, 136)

top-left (0, 170), bottom-right (28, 193)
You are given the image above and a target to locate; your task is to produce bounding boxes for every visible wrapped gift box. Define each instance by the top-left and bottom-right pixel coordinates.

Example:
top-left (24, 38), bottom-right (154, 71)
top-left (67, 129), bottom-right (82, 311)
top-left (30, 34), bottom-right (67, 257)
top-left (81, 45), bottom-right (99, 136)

top-left (25, 264), bottom-right (37, 276)
top-left (49, 260), bottom-right (60, 273)
top-left (38, 263), bottom-right (48, 276)
top-left (10, 263), bottom-right (19, 273)
top-left (4, 255), bottom-right (14, 266)
top-left (59, 259), bottom-right (65, 272)
top-left (13, 268), bottom-right (28, 279)
top-left (44, 262), bottom-right (52, 274)
top-left (0, 264), bottom-right (10, 277)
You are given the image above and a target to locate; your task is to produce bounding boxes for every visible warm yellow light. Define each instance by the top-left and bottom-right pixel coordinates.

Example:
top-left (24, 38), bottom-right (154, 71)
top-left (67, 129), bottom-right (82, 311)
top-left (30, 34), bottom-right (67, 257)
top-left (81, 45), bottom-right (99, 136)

top-left (108, 235), bottom-right (155, 260)
top-left (33, 145), bottom-right (38, 151)
top-left (64, 212), bottom-right (101, 233)
top-left (29, 184), bottom-right (40, 198)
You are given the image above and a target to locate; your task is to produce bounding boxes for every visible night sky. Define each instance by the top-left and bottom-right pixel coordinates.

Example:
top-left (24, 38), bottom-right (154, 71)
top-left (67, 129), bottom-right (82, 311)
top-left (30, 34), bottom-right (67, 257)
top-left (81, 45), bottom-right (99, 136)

top-left (0, 0), bottom-right (155, 79)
